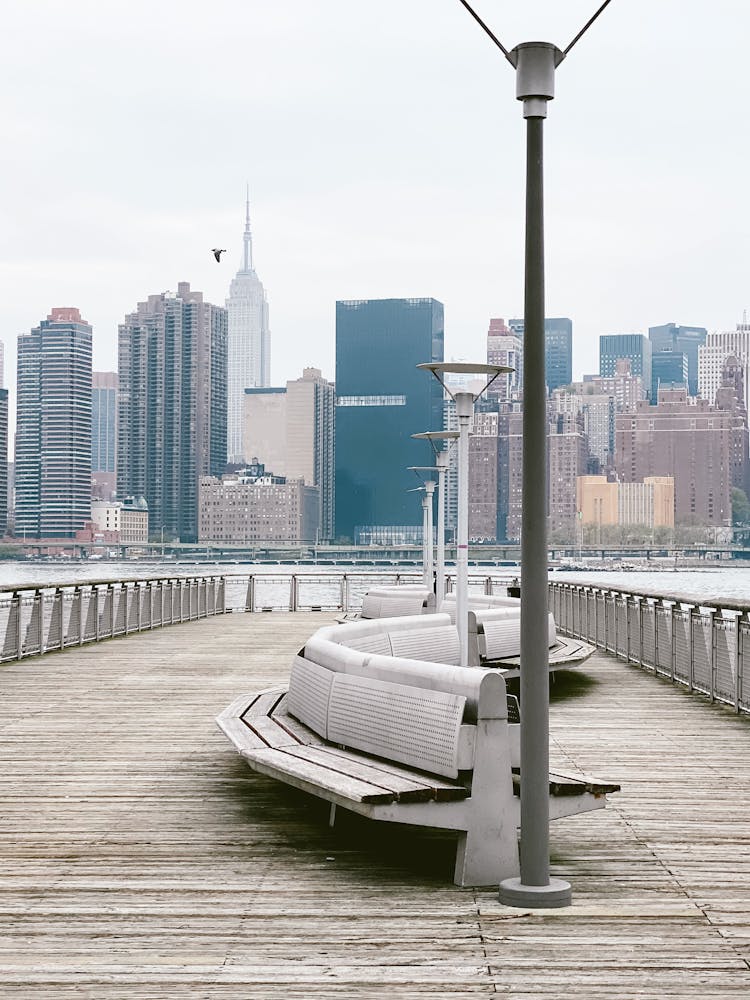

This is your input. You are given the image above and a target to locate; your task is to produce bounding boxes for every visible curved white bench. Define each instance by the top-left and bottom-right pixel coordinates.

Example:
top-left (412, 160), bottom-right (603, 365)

top-left (217, 617), bottom-right (619, 887)
top-left (359, 586), bottom-right (436, 619)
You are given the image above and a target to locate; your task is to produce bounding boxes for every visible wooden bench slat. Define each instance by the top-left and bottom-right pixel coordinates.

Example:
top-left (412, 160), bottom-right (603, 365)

top-left (244, 745), bottom-right (397, 805)
top-left (271, 706), bottom-right (326, 747)
top-left (278, 746), bottom-right (435, 802)
top-left (319, 744), bottom-right (469, 801)
top-left (510, 768), bottom-right (621, 798)
top-left (240, 689), bottom-right (286, 722)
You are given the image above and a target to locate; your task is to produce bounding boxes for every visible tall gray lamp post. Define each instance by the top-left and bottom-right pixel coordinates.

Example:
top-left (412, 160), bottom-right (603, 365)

top-left (457, 0), bottom-right (615, 909)
top-left (407, 479), bottom-right (436, 587)
top-left (410, 431), bottom-right (459, 608)
top-left (417, 363), bottom-right (512, 666)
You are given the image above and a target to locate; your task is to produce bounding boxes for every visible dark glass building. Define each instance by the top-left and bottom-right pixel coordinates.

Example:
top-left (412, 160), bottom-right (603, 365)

top-left (652, 350), bottom-right (688, 400)
top-left (509, 316), bottom-right (572, 393)
top-left (335, 298), bottom-right (444, 543)
top-left (599, 334), bottom-right (652, 399)
top-left (648, 322), bottom-right (707, 396)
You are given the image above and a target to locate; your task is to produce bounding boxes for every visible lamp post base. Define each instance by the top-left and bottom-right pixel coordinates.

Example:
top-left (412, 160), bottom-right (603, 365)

top-left (498, 876), bottom-right (572, 909)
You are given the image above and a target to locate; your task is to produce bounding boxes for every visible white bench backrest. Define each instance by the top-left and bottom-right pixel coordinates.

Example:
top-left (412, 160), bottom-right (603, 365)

top-left (325, 614), bottom-right (460, 665)
top-left (290, 632), bottom-right (507, 779)
top-left (471, 608), bottom-right (557, 660)
top-left (440, 594), bottom-right (520, 623)
top-left (361, 586), bottom-right (435, 619)
top-left (288, 655), bottom-right (467, 778)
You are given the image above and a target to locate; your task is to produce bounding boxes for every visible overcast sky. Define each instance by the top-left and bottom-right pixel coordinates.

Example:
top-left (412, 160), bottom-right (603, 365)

top-left (2, 0), bottom-right (748, 413)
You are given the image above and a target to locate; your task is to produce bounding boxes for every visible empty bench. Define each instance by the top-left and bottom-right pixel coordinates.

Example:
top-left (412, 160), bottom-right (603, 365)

top-left (217, 616), bottom-right (619, 886)
top-left (468, 608), bottom-right (595, 677)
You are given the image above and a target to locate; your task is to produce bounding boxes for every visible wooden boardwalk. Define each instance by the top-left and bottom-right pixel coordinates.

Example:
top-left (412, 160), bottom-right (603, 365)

top-left (1, 611), bottom-right (749, 998)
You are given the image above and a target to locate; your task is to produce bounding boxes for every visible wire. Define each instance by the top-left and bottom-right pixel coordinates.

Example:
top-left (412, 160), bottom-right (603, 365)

top-left (457, 0), bottom-right (616, 63)
top-left (456, 0), bottom-right (514, 63)
top-left (563, 0), bottom-right (615, 56)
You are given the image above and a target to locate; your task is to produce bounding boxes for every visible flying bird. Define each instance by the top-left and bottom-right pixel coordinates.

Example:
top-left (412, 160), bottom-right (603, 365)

top-left (211, 248), bottom-right (226, 262)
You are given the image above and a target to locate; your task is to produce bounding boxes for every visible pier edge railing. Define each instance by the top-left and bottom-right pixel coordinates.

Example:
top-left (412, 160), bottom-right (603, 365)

top-left (0, 571), bottom-right (513, 663)
top-left (549, 580), bottom-right (750, 716)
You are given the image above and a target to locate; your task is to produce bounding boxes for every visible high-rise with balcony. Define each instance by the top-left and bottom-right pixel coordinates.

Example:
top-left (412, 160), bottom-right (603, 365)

top-left (335, 298), bottom-right (444, 543)
top-left (117, 283), bottom-right (227, 543)
top-left (226, 192), bottom-right (271, 463)
top-left (16, 308), bottom-right (92, 538)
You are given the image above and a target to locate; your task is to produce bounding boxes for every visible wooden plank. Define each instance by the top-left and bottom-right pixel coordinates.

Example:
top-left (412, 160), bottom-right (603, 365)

top-left (2, 609), bottom-right (750, 997)
top-left (243, 745), bottom-right (398, 805)
top-left (277, 744), bottom-right (466, 803)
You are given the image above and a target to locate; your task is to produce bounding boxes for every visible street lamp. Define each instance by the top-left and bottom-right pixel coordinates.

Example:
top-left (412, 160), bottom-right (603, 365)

top-left (407, 480), bottom-right (436, 588)
top-left (411, 432), bottom-right (460, 608)
top-left (417, 363), bottom-right (512, 666)
top-left (457, 0), bottom-right (615, 910)
top-left (408, 468), bottom-right (442, 592)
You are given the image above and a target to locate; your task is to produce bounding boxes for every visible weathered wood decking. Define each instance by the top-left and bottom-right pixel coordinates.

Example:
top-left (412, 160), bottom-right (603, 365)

top-left (1, 611), bottom-right (749, 997)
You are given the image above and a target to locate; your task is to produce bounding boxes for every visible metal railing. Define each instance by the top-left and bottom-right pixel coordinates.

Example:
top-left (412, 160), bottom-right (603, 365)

top-left (549, 581), bottom-right (750, 715)
top-left (0, 576), bottom-right (226, 663)
top-left (0, 570), bottom-right (517, 663)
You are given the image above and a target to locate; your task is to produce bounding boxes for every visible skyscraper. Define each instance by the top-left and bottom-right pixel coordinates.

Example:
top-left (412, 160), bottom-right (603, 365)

top-left (698, 323), bottom-right (750, 406)
top-left (0, 388), bottom-right (8, 537)
top-left (509, 316), bottom-right (572, 393)
top-left (599, 334), bottom-right (652, 398)
top-left (92, 372), bottom-right (118, 500)
top-left (486, 318), bottom-right (522, 403)
top-left (648, 322), bottom-right (706, 396)
top-left (335, 298), bottom-right (444, 543)
top-left (226, 192), bottom-right (271, 463)
top-left (242, 368), bottom-right (336, 541)
top-left (16, 307), bottom-right (92, 538)
top-left (118, 283), bottom-right (227, 542)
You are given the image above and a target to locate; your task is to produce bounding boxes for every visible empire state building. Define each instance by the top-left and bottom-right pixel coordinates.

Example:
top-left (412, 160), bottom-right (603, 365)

top-left (226, 193), bottom-right (270, 463)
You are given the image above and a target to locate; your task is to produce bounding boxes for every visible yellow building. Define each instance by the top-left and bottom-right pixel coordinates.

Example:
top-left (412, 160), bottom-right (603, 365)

top-left (576, 476), bottom-right (618, 528)
top-left (576, 475), bottom-right (674, 529)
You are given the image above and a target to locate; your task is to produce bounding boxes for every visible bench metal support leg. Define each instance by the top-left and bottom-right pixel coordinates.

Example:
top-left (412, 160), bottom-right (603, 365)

top-left (453, 717), bottom-right (520, 887)
top-left (329, 803), bottom-right (337, 828)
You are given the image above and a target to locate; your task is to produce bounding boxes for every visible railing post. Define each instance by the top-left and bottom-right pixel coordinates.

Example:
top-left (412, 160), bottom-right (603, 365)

top-left (15, 593), bottom-right (23, 660)
top-left (708, 608), bottom-right (717, 703)
top-left (290, 574), bottom-right (298, 612)
top-left (603, 591), bottom-right (609, 653)
top-left (78, 588), bottom-right (85, 646)
top-left (341, 575), bottom-right (348, 613)
top-left (670, 601), bottom-right (677, 683)
top-left (687, 604), bottom-right (695, 693)
top-left (625, 594), bottom-right (632, 663)
top-left (37, 590), bottom-right (44, 654)
top-left (736, 612), bottom-right (743, 713)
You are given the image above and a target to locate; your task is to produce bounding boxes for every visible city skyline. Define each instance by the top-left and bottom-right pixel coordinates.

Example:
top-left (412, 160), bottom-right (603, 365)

top-left (1, 1), bottom-right (747, 418)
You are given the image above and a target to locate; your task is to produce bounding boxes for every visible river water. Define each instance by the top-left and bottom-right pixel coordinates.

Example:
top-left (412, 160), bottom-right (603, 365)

top-left (0, 559), bottom-right (748, 605)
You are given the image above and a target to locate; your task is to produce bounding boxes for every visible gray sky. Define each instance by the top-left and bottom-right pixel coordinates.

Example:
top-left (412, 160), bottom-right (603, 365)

top-left (2, 0), bottom-right (748, 414)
